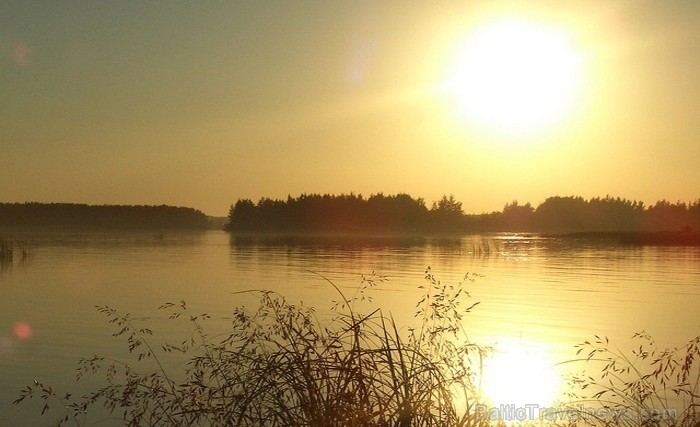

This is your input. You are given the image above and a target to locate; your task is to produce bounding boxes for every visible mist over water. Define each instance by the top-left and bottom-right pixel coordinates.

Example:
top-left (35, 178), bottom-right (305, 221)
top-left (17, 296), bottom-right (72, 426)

top-left (1, 230), bottom-right (698, 425)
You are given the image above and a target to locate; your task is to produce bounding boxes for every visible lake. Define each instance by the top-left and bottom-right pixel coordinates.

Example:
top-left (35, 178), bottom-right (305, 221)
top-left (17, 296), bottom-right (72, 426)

top-left (1, 230), bottom-right (698, 425)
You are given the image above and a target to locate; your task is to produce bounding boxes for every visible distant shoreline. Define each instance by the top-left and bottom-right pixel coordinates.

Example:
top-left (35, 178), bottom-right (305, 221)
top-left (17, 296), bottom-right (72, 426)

top-left (553, 230), bottom-right (700, 246)
top-left (2, 227), bottom-right (699, 246)
top-left (3, 196), bottom-right (700, 245)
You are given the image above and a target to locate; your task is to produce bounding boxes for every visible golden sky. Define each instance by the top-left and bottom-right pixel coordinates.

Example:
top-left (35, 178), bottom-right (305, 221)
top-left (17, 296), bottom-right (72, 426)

top-left (2, 1), bottom-right (699, 215)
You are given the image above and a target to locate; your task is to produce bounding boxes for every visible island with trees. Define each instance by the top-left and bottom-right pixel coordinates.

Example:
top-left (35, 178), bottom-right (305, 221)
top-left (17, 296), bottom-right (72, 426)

top-left (225, 193), bottom-right (700, 243)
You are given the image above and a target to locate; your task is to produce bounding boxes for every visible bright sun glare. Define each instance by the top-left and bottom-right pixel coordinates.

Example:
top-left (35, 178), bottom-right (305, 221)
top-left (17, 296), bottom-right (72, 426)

top-left (480, 339), bottom-right (560, 411)
top-left (441, 17), bottom-right (583, 135)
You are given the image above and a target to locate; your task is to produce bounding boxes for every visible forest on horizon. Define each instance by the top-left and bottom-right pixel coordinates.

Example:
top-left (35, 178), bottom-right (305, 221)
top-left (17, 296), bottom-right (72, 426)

top-left (0, 202), bottom-right (210, 231)
top-left (226, 193), bottom-right (700, 235)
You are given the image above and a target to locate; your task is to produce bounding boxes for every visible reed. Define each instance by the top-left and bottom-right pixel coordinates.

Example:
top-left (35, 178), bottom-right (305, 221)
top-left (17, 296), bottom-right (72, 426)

top-left (0, 237), bottom-right (23, 266)
top-left (0, 237), bottom-right (13, 262)
top-left (1, 238), bottom-right (29, 268)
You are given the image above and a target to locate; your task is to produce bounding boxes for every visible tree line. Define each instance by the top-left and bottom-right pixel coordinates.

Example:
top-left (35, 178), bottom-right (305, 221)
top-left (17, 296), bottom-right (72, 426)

top-left (225, 194), bottom-right (700, 234)
top-left (0, 203), bottom-right (210, 230)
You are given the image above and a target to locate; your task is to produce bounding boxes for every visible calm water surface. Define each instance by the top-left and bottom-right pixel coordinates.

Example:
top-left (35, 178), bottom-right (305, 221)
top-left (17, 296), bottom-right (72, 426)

top-left (1, 231), bottom-right (698, 425)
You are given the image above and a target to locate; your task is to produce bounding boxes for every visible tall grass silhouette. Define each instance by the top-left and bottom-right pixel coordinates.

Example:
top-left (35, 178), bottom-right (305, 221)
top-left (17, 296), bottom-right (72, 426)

top-left (15, 269), bottom-right (489, 426)
top-left (558, 332), bottom-right (700, 427)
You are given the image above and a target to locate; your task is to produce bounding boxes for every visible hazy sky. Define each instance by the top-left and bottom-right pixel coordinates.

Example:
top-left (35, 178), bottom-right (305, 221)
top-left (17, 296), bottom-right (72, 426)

top-left (2, 1), bottom-right (699, 216)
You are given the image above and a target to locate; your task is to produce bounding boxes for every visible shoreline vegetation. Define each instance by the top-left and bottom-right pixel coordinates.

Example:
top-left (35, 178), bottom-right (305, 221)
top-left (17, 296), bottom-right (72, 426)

top-left (15, 271), bottom-right (700, 426)
top-left (226, 193), bottom-right (700, 244)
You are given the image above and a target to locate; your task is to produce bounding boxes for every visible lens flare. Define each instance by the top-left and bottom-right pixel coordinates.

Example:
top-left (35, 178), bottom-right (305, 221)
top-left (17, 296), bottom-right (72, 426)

top-left (13, 322), bottom-right (33, 341)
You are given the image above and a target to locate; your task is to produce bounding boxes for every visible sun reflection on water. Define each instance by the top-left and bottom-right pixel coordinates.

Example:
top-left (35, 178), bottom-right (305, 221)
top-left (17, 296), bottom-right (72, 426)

top-left (480, 338), bottom-right (561, 412)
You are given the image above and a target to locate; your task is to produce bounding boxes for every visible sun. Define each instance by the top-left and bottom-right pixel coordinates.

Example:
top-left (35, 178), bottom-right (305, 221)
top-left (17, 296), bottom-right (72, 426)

top-left (441, 17), bottom-right (583, 136)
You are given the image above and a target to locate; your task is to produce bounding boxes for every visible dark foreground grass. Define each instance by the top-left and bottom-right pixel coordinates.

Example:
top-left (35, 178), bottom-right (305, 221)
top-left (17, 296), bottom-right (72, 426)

top-left (14, 270), bottom-right (700, 427)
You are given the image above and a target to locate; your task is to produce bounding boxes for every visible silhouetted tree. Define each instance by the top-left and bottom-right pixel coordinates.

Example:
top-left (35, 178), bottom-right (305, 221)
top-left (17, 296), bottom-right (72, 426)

top-left (500, 201), bottom-right (535, 231)
top-left (534, 196), bottom-right (588, 232)
top-left (431, 195), bottom-right (463, 214)
top-left (646, 200), bottom-right (693, 231)
top-left (425, 195), bottom-right (464, 232)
